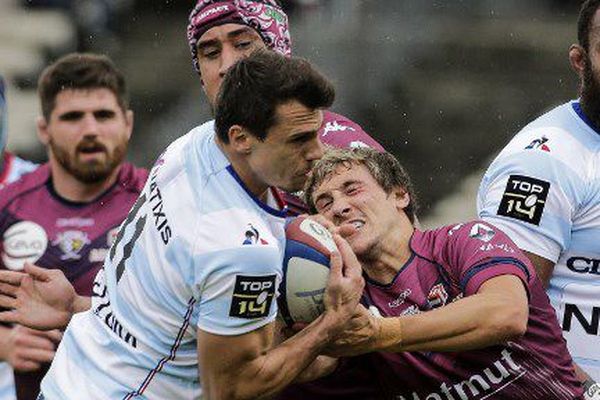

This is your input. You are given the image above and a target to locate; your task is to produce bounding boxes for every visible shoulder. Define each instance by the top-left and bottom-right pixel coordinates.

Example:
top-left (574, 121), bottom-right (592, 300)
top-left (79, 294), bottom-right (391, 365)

top-left (0, 164), bottom-right (49, 209)
top-left (320, 111), bottom-right (385, 151)
top-left (117, 163), bottom-right (149, 193)
top-left (486, 102), bottom-right (597, 181)
top-left (413, 221), bottom-right (516, 258)
top-left (8, 155), bottom-right (38, 181)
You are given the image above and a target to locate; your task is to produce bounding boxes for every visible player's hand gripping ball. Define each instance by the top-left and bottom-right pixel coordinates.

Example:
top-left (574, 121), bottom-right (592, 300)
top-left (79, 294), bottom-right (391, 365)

top-left (278, 216), bottom-right (338, 326)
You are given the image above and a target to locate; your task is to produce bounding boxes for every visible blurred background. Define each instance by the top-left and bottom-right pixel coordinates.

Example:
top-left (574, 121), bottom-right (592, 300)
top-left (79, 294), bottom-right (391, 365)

top-left (0, 0), bottom-right (581, 227)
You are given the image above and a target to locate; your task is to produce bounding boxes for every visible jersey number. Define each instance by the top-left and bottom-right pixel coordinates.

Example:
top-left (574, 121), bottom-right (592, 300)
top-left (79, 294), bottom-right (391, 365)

top-left (110, 193), bottom-right (147, 283)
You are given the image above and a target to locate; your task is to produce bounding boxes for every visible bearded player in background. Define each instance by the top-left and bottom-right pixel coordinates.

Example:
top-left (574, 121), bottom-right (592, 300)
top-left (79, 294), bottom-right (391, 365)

top-left (0, 54), bottom-right (148, 400)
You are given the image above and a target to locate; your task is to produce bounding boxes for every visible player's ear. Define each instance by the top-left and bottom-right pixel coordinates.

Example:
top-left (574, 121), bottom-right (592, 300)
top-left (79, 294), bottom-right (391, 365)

top-left (36, 115), bottom-right (50, 145)
top-left (569, 44), bottom-right (586, 78)
top-left (392, 187), bottom-right (410, 211)
top-left (228, 125), bottom-right (252, 155)
top-left (124, 110), bottom-right (134, 140)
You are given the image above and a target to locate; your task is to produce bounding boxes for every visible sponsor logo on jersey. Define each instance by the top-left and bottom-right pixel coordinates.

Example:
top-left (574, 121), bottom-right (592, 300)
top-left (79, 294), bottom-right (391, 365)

top-left (2, 221), bottom-right (48, 270)
top-left (321, 120), bottom-right (356, 136)
top-left (242, 223), bottom-right (269, 245)
top-left (427, 283), bottom-right (449, 309)
top-left (497, 175), bottom-right (549, 226)
top-left (448, 223), bottom-right (465, 236)
top-left (389, 288), bottom-right (412, 308)
top-left (469, 223), bottom-right (496, 242)
top-left (401, 305), bottom-right (421, 316)
top-left (479, 242), bottom-right (516, 253)
top-left (92, 269), bottom-right (138, 348)
top-left (566, 256), bottom-right (600, 275)
top-left (56, 217), bottom-right (94, 228)
top-left (53, 230), bottom-right (90, 260)
top-left (229, 275), bottom-right (276, 319)
top-left (395, 349), bottom-right (525, 400)
top-left (562, 303), bottom-right (600, 336)
top-left (149, 170), bottom-right (172, 245)
top-left (524, 135), bottom-right (551, 152)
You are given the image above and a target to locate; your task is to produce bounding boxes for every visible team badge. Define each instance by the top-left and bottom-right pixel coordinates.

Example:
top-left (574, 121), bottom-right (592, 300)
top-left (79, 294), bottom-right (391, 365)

top-left (53, 230), bottom-right (90, 260)
top-left (242, 224), bottom-right (269, 245)
top-left (469, 223), bottom-right (496, 242)
top-left (497, 175), bottom-right (550, 226)
top-left (427, 283), bottom-right (449, 309)
top-left (229, 275), bottom-right (276, 319)
top-left (525, 136), bottom-right (551, 152)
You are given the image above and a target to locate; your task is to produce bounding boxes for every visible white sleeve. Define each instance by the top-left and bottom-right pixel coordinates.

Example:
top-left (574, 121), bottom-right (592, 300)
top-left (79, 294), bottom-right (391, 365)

top-left (193, 245), bottom-right (282, 336)
top-left (477, 130), bottom-right (586, 262)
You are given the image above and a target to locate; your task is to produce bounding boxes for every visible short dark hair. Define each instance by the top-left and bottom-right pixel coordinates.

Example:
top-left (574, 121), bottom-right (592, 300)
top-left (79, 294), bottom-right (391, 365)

top-left (578, 0), bottom-right (600, 51)
top-left (214, 50), bottom-right (335, 143)
top-left (304, 147), bottom-right (419, 225)
top-left (38, 53), bottom-right (129, 120)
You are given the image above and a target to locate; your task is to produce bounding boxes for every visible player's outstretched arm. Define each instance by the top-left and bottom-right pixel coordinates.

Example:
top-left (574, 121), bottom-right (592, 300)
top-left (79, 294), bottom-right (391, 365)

top-left (197, 234), bottom-right (363, 400)
top-left (0, 263), bottom-right (90, 330)
top-left (326, 274), bottom-right (528, 357)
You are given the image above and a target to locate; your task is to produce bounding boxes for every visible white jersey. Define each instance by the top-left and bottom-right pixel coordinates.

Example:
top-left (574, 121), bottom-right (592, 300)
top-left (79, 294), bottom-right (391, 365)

top-left (0, 152), bottom-right (36, 400)
top-left (477, 100), bottom-right (600, 380)
top-left (41, 121), bottom-right (287, 399)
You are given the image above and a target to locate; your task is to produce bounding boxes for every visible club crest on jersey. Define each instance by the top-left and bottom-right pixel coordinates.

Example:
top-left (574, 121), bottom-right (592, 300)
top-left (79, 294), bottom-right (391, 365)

top-left (53, 230), bottom-right (90, 260)
top-left (242, 223), bottom-right (269, 245)
top-left (524, 135), bottom-right (551, 152)
top-left (427, 283), bottom-right (449, 309)
top-left (497, 175), bottom-right (550, 226)
top-left (469, 223), bottom-right (496, 242)
top-left (229, 275), bottom-right (276, 319)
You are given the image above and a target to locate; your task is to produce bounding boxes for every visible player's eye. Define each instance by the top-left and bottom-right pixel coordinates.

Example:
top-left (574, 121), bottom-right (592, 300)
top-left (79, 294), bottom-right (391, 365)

top-left (235, 40), bottom-right (253, 50)
top-left (316, 199), bottom-right (332, 212)
top-left (200, 48), bottom-right (220, 59)
top-left (59, 111), bottom-right (84, 121)
top-left (94, 110), bottom-right (116, 120)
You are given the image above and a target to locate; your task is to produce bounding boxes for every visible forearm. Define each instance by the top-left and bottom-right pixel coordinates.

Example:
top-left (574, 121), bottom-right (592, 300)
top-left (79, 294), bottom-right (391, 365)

top-left (204, 315), bottom-right (339, 400)
top-left (376, 292), bottom-right (527, 353)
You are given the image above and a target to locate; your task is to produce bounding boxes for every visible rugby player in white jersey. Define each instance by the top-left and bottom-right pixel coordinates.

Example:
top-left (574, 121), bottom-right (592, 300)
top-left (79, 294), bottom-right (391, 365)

top-left (0, 75), bottom-right (37, 400)
top-left (0, 51), bottom-right (363, 400)
top-left (477, 1), bottom-right (600, 398)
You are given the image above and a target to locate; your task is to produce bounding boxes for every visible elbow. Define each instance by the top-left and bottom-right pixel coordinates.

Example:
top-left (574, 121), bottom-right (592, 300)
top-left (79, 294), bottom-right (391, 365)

top-left (486, 303), bottom-right (528, 342)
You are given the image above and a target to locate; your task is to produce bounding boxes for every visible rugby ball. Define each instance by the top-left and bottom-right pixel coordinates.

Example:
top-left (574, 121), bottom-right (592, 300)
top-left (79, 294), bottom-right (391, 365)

top-left (278, 216), bottom-right (338, 326)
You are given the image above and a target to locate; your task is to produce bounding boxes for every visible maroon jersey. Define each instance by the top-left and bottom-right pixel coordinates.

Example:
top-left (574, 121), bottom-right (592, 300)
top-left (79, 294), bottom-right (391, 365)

top-left (363, 221), bottom-right (583, 400)
top-left (0, 162), bottom-right (148, 400)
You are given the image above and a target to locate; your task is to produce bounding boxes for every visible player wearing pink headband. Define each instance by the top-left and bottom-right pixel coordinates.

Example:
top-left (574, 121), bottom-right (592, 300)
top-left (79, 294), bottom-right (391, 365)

top-left (186, 0), bottom-right (384, 153)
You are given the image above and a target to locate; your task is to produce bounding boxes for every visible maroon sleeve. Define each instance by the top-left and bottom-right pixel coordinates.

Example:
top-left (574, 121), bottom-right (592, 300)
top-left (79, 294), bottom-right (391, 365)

top-left (438, 221), bottom-right (535, 296)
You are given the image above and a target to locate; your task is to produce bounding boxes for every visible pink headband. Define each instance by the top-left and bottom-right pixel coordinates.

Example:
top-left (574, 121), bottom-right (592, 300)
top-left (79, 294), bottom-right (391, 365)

top-left (187, 0), bottom-right (292, 73)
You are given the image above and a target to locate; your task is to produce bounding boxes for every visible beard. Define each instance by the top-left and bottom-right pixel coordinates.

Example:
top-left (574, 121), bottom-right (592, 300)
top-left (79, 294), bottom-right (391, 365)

top-left (580, 56), bottom-right (600, 130)
top-left (50, 137), bottom-right (127, 184)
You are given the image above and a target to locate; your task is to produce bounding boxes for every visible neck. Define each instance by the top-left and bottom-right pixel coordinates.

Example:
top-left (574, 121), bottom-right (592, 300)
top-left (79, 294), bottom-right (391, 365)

top-left (216, 138), bottom-right (270, 202)
top-left (362, 220), bottom-right (414, 285)
top-left (49, 158), bottom-right (121, 203)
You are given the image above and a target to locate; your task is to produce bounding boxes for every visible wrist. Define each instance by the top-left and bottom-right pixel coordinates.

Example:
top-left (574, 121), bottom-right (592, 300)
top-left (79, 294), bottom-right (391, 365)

top-left (72, 295), bottom-right (91, 314)
top-left (373, 316), bottom-right (403, 352)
